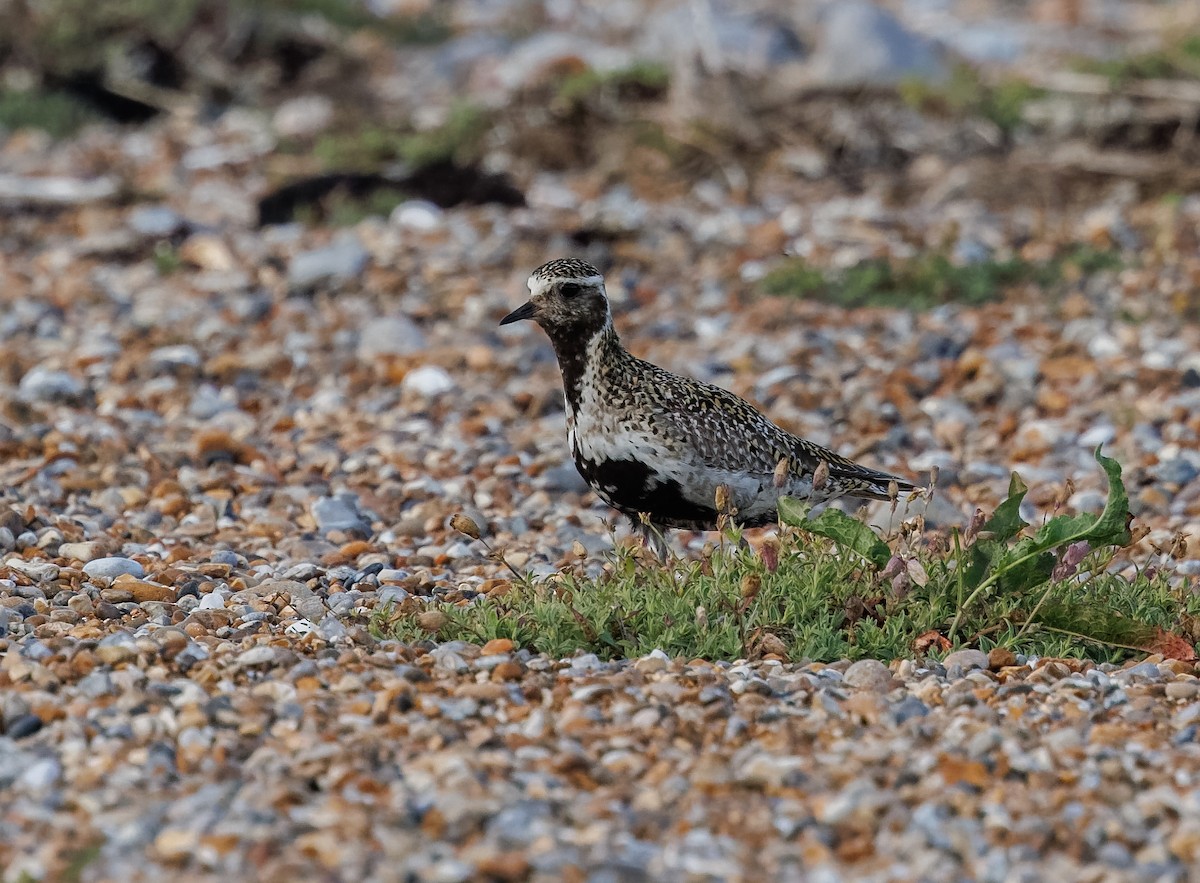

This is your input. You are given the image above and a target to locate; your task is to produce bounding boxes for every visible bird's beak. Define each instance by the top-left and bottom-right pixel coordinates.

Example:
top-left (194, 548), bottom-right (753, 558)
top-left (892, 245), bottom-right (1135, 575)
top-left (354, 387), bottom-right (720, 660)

top-left (499, 301), bottom-right (536, 326)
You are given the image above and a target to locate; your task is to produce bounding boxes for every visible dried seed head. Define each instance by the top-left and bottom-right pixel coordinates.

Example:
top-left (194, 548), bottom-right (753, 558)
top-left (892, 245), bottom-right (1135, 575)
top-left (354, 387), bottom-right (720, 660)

top-left (773, 456), bottom-right (790, 488)
top-left (881, 554), bottom-right (905, 579)
top-left (695, 605), bottom-right (709, 629)
top-left (449, 513), bottom-right (481, 540)
top-left (759, 536), bottom-right (780, 573)
top-left (571, 539), bottom-right (587, 559)
top-left (887, 478), bottom-right (899, 502)
top-left (928, 465), bottom-right (940, 490)
top-left (965, 508), bottom-right (987, 543)
top-left (715, 483), bottom-right (733, 514)
top-left (740, 572), bottom-right (762, 601)
top-left (813, 460), bottom-right (830, 492)
top-left (1171, 532), bottom-right (1189, 560)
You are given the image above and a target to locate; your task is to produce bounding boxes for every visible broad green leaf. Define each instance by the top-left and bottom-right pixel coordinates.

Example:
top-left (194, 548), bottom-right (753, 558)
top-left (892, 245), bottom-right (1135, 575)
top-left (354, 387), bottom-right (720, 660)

top-left (995, 537), bottom-right (1056, 592)
top-left (777, 496), bottom-right (812, 526)
top-left (984, 472), bottom-right (1029, 542)
top-left (1089, 447), bottom-right (1132, 546)
top-left (962, 542), bottom-right (996, 591)
top-left (800, 508), bottom-right (892, 569)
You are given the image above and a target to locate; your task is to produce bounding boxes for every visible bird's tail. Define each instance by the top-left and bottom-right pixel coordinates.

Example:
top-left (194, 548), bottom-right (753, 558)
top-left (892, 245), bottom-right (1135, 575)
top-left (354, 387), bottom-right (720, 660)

top-left (831, 463), bottom-right (921, 502)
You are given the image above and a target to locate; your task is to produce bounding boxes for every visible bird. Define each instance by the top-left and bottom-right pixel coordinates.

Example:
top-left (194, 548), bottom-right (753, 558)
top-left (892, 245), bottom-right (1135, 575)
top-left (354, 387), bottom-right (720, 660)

top-left (500, 258), bottom-right (918, 558)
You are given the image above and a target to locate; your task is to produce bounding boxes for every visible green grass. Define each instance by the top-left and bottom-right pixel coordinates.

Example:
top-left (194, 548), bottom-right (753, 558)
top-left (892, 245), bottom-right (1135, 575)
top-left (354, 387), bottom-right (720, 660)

top-left (1074, 34), bottom-right (1200, 85)
top-left (374, 451), bottom-right (1198, 664)
top-left (555, 61), bottom-right (671, 108)
top-left (758, 245), bottom-right (1123, 310)
top-left (899, 65), bottom-right (1044, 134)
top-left (310, 103), bottom-right (491, 171)
top-left (0, 88), bottom-right (97, 138)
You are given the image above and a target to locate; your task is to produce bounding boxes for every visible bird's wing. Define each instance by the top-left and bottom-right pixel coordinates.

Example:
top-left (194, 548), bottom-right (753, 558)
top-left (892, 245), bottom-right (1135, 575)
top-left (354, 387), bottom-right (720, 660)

top-left (638, 361), bottom-right (915, 500)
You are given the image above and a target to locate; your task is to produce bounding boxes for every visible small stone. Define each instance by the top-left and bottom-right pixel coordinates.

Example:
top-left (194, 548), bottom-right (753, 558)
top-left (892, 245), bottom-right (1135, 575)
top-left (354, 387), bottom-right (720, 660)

top-left (418, 610), bottom-right (449, 633)
top-left (312, 495), bottom-right (371, 536)
top-left (6, 713), bottom-right (43, 739)
top-left (1166, 682), bottom-right (1200, 700)
top-left (289, 235), bottom-right (369, 289)
top-left (95, 633), bottom-right (138, 664)
top-left (390, 200), bottom-right (443, 231)
top-left (481, 638), bottom-right (515, 655)
top-left (112, 574), bottom-right (174, 603)
top-left (358, 315), bottom-right (427, 359)
top-left (401, 365), bottom-right (455, 398)
top-left (633, 650), bottom-right (670, 674)
top-left (987, 647), bottom-right (1017, 670)
top-left (128, 205), bottom-right (184, 237)
top-left (1120, 661), bottom-right (1163, 682)
top-left (843, 659), bottom-right (893, 692)
top-left (82, 556), bottom-right (145, 580)
top-left (237, 645), bottom-right (284, 668)
top-left (18, 367), bottom-right (84, 402)
top-left (1155, 458), bottom-right (1200, 487)
top-left (943, 649), bottom-right (989, 674)
top-left (58, 542), bottom-right (105, 563)
top-left (273, 94), bottom-right (335, 138)
top-left (5, 559), bottom-right (59, 581)
top-left (18, 757), bottom-right (60, 789)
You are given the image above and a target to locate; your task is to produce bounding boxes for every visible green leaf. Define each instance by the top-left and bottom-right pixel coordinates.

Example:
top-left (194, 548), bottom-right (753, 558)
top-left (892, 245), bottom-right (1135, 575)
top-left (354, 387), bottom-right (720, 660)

top-left (792, 506), bottom-right (892, 569)
top-left (984, 471), bottom-right (1029, 542)
top-left (1089, 447), bottom-right (1132, 546)
top-left (777, 496), bottom-right (812, 526)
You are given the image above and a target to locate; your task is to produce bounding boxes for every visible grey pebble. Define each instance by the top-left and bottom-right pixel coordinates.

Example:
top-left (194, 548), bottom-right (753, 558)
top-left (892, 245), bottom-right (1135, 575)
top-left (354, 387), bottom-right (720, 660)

top-left (312, 495), bottom-right (372, 536)
top-left (18, 367), bottom-right (85, 402)
top-left (128, 204), bottom-right (185, 237)
top-left (289, 234), bottom-right (369, 289)
top-left (82, 557), bottom-right (145, 580)
top-left (357, 315), bottom-right (427, 359)
top-left (843, 659), bottom-right (893, 692)
top-left (942, 649), bottom-right (989, 674)
top-left (6, 714), bottom-right (43, 740)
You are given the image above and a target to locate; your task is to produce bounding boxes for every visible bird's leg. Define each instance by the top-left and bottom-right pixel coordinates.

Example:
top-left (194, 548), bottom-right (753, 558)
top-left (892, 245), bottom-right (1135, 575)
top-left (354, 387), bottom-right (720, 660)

top-left (632, 515), bottom-right (670, 564)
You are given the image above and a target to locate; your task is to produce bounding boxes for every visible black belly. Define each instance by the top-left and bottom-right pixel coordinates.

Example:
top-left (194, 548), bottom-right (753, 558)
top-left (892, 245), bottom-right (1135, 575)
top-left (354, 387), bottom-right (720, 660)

top-left (573, 454), bottom-right (725, 530)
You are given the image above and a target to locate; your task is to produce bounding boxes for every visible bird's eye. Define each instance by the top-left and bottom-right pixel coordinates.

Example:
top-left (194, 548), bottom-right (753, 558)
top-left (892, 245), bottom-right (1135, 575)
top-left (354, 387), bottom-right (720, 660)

top-left (560, 282), bottom-right (582, 297)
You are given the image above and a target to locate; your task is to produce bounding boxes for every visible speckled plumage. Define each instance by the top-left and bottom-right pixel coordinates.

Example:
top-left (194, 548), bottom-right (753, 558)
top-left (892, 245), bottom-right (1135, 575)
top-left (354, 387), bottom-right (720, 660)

top-left (501, 258), bottom-right (918, 543)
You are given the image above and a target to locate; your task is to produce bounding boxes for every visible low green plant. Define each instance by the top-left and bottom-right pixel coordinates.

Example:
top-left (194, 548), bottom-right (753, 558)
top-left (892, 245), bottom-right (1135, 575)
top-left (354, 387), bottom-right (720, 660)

top-left (0, 88), bottom-right (96, 138)
top-left (374, 450), bottom-right (1196, 663)
top-left (899, 65), bottom-right (1043, 134)
top-left (1074, 34), bottom-right (1200, 85)
top-left (310, 103), bottom-right (490, 171)
top-left (759, 246), bottom-right (1123, 310)
top-left (556, 61), bottom-right (671, 108)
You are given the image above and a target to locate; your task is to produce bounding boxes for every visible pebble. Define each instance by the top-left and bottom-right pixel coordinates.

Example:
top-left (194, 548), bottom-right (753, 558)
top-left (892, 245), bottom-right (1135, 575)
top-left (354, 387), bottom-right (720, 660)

top-left (843, 659), bottom-right (893, 692)
top-left (288, 235), bottom-right (370, 289)
top-left (128, 205), bottom-right (184, 237)
top-left (943, 649), bottom-right (989, 674)
top-left (17, 367), bottom-right (84, 402)
top-left (401, 366), bottom-right (456, 397)
top-left (357, 315), bottom-right (427, 359)
top-left (82, 557), bottom-right (145, 580)
top-left (311, 495), bottom-right (372, 536)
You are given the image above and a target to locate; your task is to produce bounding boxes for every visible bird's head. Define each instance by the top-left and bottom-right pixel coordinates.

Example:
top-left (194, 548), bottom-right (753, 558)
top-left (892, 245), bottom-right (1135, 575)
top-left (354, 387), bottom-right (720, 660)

top-left (500, 258), bottom-right (612, 342)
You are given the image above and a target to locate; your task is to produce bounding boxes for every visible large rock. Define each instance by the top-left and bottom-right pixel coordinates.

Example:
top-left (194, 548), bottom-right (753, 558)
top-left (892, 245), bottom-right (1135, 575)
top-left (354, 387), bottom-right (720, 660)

top-left (810, 1), bottom-right (946, 86)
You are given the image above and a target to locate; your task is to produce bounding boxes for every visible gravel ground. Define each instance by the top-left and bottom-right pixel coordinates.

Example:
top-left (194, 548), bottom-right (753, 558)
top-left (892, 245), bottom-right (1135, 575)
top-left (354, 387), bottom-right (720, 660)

top-left (4, 0), bottom-right (1200, 879)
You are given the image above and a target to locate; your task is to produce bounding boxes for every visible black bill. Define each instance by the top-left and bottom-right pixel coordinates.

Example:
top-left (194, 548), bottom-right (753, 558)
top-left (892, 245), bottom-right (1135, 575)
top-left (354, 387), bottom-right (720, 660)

top-left (499, 301), bottom-right (536, 325)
